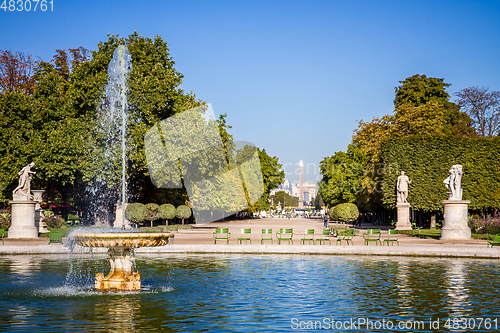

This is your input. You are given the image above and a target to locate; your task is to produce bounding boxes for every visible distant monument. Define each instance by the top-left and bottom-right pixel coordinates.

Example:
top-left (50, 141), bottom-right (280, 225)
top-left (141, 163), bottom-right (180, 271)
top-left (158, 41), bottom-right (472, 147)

top-left (298, 160), bottom-right (303, 208)
top-left (441, 164), bottom-right (470, 240)
top-left (9, 162), bottom-right (41, 239)
top-left (395, 171), bottom-right (412, 230)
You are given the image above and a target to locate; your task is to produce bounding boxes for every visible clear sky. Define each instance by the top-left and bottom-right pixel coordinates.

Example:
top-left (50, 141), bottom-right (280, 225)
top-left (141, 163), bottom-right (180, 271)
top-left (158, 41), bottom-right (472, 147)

top-left (2, 0), bottom-right (499, 184)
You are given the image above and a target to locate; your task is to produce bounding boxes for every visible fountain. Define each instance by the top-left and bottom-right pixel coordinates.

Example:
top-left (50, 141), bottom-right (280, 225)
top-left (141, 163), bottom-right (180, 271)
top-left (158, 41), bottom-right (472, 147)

top-left (71, 45), bottom-right (174, 292)
top-left (72, 232), bottom-right (173, 291)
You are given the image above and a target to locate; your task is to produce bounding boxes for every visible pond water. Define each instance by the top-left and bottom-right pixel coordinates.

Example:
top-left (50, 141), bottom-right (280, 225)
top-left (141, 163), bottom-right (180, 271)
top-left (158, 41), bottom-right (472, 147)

top-left (0, 254), bottom-right (499, 332)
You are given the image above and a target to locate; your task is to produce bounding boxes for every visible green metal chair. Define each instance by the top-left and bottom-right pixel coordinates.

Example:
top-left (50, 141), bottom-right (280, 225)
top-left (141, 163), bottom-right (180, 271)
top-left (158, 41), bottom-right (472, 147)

top-left (276, 228), bottom-right (293, 245)
top-left (261, 229), bottom-right (273, 244)
top-left (301, 229), bottom-right (315, 245)
top-left (363, 229), bottom-right (382, 246)
top-left (383, 229), bottom-right (399, 246)
top-left (48, 231), bottom-right (63, 244)
top-left (213, 228), bottom-right (231, 244)
top-left (487, 234), bottom-right (500, 248)
top-left (0, 228), bottom-right (5, 245)
top-left (237, 228), bottom-right (252, 244)
top-left (336, 229), bottom-right (354, 245)
top-left (316, 229), bottom-right (332, 245)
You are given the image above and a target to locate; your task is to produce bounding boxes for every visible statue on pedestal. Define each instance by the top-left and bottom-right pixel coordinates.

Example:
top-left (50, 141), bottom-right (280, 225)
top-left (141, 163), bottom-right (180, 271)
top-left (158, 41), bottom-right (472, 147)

top-left (444, 165), bottom-right (463, 200)
top-left (396, 171), bottom-right (411, 204)
top-left (13, 162), bottom-right (36, 200)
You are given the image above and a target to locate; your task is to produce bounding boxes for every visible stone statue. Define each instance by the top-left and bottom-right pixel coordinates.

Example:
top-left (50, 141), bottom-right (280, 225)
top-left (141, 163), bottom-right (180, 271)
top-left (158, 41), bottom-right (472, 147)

top-left (444, 164), bottom-right (463, 200)
top-left (396, 171), bottom-right (411, 203)
top-left (13, 162), bottom-right (36, 199)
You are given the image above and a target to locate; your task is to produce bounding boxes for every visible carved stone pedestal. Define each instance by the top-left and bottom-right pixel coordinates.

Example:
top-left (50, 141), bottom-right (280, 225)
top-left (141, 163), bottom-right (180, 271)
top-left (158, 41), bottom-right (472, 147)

top-left (396, 202), bottom-right (412, 230)
top-left (441, 200), bottom-right (471, 240)
top-left (8, 193), bottom-right (38, 239)
top-left (95, 247), bottom-right (141, 291)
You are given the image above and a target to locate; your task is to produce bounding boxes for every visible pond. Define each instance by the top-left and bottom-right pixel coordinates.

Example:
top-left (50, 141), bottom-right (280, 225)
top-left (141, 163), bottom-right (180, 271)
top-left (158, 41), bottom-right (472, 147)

top-left (0, 254), bottom-right (498, 332)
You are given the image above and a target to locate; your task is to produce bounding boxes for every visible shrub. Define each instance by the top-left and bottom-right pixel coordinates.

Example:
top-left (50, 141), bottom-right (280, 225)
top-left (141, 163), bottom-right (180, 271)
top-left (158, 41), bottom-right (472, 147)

top-left (469, 217), bottom-right (500, 235)
top-left (0, 210), bottom-right (11, 229)
top-left (145, 203), bottom-right (160, 227)
top-left (125, 203), bottom-right (148, 224)
top-left (329, 203), bottom-right (359, 223)
top-left (45, 215), bottom-right (65, 229)
top-left (176, 205), bottom-right (192, 224)
top-left (158, 204), bottom-right (176, 222)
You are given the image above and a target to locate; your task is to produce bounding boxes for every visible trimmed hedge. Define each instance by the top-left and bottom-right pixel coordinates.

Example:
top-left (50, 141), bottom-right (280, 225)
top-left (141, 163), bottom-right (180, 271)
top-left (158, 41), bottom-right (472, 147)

top-left (158, 204), bottom-right (176, 220)
top-left (329, 203), bottom-right (359, 222)
top-left (176, 205), bottom-right (192, 219)
top-left (125, 203), bottom-right (148, 224)
top-left (381, 136), bottom-right (500, 212)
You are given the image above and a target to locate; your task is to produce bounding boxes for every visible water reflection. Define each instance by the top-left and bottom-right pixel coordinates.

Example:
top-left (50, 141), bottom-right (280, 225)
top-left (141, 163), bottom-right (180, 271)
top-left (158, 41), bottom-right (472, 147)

top-left (0, 254), bottom-right (499, 332)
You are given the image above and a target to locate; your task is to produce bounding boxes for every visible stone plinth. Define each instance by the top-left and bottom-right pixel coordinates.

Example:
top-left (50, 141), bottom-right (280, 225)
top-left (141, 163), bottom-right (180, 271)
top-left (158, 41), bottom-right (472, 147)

top-left (115, 203), bottom-right (131, 229)
top-left (32, 190), bottom-right (48, 233)
top-left (396, 203), bottom-right (412, 230)
top-left (8, 199), bottom-right (38, 239)
top-left (441, 200), bottom-right (471, 240)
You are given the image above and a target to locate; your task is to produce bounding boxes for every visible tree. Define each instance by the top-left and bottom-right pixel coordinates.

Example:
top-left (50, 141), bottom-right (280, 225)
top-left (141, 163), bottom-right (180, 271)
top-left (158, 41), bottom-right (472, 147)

top-left (351, 74), bottom-right (475, 212)
top-left (243, 148), bottom-right (285, 212)
top-left (394, 74), bottom-right (454, 109)
top-left (318, 144), bottom-right (368, 209)
top-left (145, 203), bottom-right (160, 227)
top-left (454, 86), bottom-right (500, 137)
top-left (175, 205), bottom-right (192, 225)
top-left (158, 203), bottom-right (176, 224)
top-left (0, 50), bottom-right (36, 94)
top-left (314, 193), bottom-right (324, 210)
top-left (125, 202), bottom-right (148, 225)
top-left (354, 75), bottom-right (474, 162)
top-left (271, 191), bottom-right (298, 208)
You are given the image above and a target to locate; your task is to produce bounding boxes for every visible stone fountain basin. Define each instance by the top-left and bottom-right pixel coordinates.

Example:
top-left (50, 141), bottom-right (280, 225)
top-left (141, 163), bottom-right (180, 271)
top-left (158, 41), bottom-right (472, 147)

top-left (72, 232), bottom-right (174, 248)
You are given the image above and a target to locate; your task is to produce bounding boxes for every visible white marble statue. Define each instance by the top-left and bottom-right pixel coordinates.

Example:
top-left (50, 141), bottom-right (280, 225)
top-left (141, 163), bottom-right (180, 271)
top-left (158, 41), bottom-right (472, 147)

top-left (396, 171), bottom-right (411, 203)
top-left (13, 162), bottom-right (36, 199)
top-left (444, 164), bottom-right (463, 200)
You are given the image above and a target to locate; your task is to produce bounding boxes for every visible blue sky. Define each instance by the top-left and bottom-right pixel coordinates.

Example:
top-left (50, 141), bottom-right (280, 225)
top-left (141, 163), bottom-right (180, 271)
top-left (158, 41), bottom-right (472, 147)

top-left (2, 0), bottom-right (499, 184)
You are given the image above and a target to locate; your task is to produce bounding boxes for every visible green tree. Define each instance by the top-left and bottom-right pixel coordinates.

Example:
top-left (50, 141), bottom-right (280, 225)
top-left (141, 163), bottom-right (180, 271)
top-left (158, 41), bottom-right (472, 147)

top-left (318, 144), bottom-right (369, 209)
top-left (125, 202), bottom-right (148, 224)
top-left (243, 148), bottom-right (285, 212)
top-left (314, 193), bottom-right (324, 210)
top-left (175, 205), bottom-right (192, 225)
top-left (271, 191), bottom-right (298, 208)
top-left (145, 203), bottom-right (160, 227)
top-left (394, 74), bottom-right (454, 108)
top-left (158, 203), bottom-right (176, 224)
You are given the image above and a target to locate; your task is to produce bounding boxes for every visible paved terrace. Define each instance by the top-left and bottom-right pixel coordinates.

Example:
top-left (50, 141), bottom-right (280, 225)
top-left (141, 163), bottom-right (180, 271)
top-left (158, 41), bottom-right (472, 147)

top-left (1, 218), bottom-right (499, 258)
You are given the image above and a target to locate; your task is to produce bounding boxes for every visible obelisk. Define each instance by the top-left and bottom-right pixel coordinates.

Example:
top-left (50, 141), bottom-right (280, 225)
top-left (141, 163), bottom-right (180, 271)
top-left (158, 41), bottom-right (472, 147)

top-left (298, 160), bottom-right (303, 208)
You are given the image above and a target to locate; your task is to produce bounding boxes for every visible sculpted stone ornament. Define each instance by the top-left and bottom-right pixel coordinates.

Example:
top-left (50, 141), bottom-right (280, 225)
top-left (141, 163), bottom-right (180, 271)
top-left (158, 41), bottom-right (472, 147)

top-left (443, 165), bottom-right (463, 200)
top-left (73, 232), bottom-right (174, 291)
top-left (13, 162), bottom-right (36, 200)
top-left (396, 171), bottom-right (411, 203)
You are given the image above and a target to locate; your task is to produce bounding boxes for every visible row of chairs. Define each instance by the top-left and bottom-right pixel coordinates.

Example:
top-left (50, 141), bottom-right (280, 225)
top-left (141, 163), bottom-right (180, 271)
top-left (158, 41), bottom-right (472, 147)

top-left (213, 228), bottom-right (400, 246)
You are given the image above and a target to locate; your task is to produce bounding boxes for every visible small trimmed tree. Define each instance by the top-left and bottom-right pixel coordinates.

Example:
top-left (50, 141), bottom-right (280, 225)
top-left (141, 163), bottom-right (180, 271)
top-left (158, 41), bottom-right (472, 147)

top-left (329, 203), bottom-right (359, 223)
top-left (145, 203), bottom-right (160, 227)
top-left (176, 205), bottom-right (192, 225)
top-left (158, 204), bottom-right (176, 225)
top-left (125, 203), bottom-right (148, 226)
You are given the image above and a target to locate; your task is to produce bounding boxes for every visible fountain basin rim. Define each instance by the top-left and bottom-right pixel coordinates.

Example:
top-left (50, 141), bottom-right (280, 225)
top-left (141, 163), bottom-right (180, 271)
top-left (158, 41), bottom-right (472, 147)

top-left (72, 232), bottom-right (174, 248)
